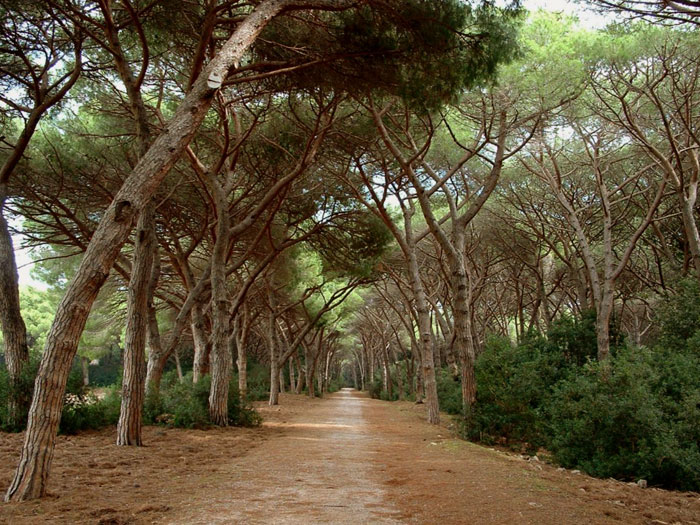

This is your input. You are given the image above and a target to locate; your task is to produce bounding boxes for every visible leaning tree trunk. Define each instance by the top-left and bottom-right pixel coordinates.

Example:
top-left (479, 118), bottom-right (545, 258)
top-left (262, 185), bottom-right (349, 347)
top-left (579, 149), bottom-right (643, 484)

top-left (0, 185), bottom-right (30, 430)
top-left (5, 1), bottom-right (289, 501)
top-left (117, 203), bottom-right (156, 446)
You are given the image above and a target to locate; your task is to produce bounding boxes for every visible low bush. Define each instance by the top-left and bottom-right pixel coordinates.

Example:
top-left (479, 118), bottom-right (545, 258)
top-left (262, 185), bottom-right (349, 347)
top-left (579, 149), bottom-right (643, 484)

top-left (244, 361), bottom-right (271, 402)
top-left (368, 375), bottom-right (383, 399)
top-left (145, 371), bottom-right (261, 429)
top-left (436, 367), bottom-right (462, 415)
top-left (460, 334), bottom-right (573, 448)
top-left (0, 357), bottom-right (38, 432)
top-left (547, 346), bottom-right (700, 491)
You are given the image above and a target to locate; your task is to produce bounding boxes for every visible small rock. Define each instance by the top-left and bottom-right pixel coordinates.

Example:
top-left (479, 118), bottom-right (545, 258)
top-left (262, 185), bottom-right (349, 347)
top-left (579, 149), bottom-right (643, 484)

top-left (430, 442), bottom-right (438, 446)
top-left (572, 470), bottom-right (581, 474)
top-left (556, 467), bottom-right (565, 472)
top-left (530, 455), bottom-right (540, 462)
top-left (637, 479), bottom-right (648, 488)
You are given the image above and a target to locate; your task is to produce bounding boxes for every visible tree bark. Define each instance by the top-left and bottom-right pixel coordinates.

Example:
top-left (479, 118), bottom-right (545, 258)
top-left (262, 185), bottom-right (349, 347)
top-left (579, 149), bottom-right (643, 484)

top-left (268, 299), bottom-right (280, 406)
top-left (289, 356), bottom-right (296, 392)
top-left (208, 177), bottom-right (233, 425)
top-left (0, 184), bottom-right (30, 430)
top-left (5, 0), bottom-right (292, 500)
top-left (237, 333), bottom-right (248, 399)
top-left (117, 203), bottom-right (156, 446)
top-left (191, 304), bottom-right (210, 383)
top-left (294, 352), bottom-right (304, 394)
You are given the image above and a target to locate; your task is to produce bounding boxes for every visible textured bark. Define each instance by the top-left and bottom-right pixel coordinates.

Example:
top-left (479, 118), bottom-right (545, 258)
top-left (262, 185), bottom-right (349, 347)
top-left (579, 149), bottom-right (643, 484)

top-left (5, 0), bottom-right (291, 501)
top-left (191, 304), bottom-right (210, 384)
top-left (268, 294), bottom-right (280, 406)
top-left (237, 336), bottom-right (248, 399)
top-left (117, 204), bottom-right (156, 446)
top-left (679, 183), bottom-right (700, 283)
top-left (404, 216), bottom-right (439, 423)
top-left (208, 179), bottom-right (233, 426)
top-left (289, 357), bottom-right (296, 392)
top-left (0, 184), bottom-right (29, 429)
top-left (294, 352), bottom-right (304, 394)
top-left (144, 258), bottom-right (164, 394)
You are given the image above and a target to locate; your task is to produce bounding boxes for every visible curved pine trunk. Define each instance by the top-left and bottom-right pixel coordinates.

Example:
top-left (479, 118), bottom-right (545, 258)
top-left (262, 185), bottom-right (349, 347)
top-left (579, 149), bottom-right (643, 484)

top-left (5, 1), bottom-right (288, 500)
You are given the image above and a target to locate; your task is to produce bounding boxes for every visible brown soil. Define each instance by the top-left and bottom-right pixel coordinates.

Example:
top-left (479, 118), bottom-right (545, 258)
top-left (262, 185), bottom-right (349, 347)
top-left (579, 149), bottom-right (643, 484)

top-left (0, 389), bottom-right (698, 524)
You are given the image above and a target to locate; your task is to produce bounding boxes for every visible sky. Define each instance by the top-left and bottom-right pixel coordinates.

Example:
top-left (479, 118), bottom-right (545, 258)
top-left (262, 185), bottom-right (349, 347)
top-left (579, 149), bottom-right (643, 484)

top-left (11, 0), bottom-right (612, 289)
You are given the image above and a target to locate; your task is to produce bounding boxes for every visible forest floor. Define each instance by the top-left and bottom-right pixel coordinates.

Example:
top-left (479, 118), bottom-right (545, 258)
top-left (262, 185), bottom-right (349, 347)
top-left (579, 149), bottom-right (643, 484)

top-left (0, 389), bottom-right (699, 524)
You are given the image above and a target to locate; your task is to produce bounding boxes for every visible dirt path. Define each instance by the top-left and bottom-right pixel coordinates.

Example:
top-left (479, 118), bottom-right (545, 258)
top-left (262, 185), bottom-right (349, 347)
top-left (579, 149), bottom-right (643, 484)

top-left (1, 389), bottom-right (699, 524)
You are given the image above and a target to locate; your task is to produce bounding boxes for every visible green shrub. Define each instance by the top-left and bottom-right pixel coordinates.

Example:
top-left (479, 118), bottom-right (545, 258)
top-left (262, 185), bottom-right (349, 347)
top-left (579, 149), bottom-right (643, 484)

top-left (368, 375), bottom-right (383, 399)
top-left (59, 369), bottom-right (121, 435)
top-left (458, 334), bottom-right (573, 448)
top-left (547, 346), bottom-right (700, 491)
top-left (243, 361), bottom-right (271, 402)
top-left (327, 378), bottom-right (343, 393)
top-left (145, 371), bottom-right (261, 429)
top-left (0, 357), bottom-right (38, 432)
top-left (657, 278), bottom-right (700, 347)
top-left (436, 367), bottom-right (462, 415)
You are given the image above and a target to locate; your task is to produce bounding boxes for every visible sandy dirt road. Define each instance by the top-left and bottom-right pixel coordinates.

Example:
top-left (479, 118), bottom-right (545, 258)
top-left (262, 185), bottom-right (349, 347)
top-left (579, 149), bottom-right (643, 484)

top-left (1, 389), bottom-right (698, 524)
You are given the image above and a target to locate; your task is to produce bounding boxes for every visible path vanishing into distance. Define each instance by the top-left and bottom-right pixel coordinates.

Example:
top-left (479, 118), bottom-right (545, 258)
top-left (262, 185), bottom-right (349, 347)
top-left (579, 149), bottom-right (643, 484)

top-left (1, 389), bottom-right (699, 524)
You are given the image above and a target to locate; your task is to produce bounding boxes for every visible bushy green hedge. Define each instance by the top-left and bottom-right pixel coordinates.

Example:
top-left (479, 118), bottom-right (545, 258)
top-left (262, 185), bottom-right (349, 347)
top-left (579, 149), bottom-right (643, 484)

top-left (456, 283), bottom-right (700, 491)
top-left (0, 357), bottom-right (37, 432)
top-left (144, 371), bottom-right (261, 429)
top-left (244, 361), bottom-right (271, 402)
top-left (436, 368), bottom-right (462, 415)
top-left (548, 346), bottom-right (700, 490)
top-left (0, 358), bottom-right (122, 435)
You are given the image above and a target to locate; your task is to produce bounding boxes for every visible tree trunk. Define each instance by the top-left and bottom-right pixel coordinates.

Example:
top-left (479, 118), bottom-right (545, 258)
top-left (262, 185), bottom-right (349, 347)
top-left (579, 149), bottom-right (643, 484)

top-left (80, 357), bottom-right (89, 388)
top-left (596, 291), bottom-right (614, 362)
top-left (117, 203), bottom-right (156, 446)
top-left (237, 336), bottom-right (247, 399)
top-left (143, 255), bottom-right (164, 395)
top-left (294, 353), bottom-right (304, 394)
top-left (289, 357), bottom-right (296, 392)
top-left (191, 305), bottom-right (209, 383)
top-left (208, 173), bottom-right (233, 426)
top-left (5, 1), bottom-right (289, 500)
top-left (174, 348), bottom-right (183, 382)
top-left (269, 346), bottom-right (280, 405)
top-left (406, 233), bottom-right (439, 423)
top-left (0, 184), bottom-right (30, 430)
top-left (679, 184), bottom-right (700, 284)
